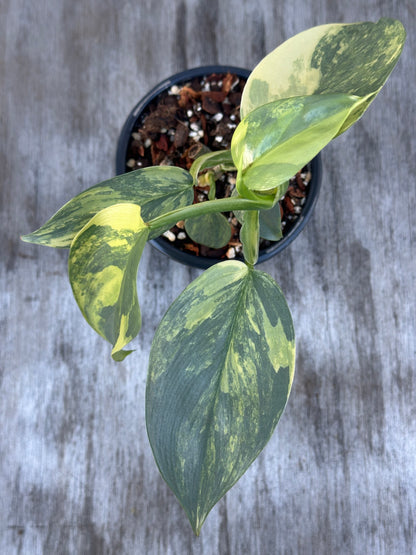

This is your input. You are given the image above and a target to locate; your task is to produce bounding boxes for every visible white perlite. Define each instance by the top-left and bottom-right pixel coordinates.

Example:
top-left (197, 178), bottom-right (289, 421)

top-left (162, 230), bottom-right (176, 242)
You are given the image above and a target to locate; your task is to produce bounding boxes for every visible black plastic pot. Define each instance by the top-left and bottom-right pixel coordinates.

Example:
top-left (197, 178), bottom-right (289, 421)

top-left (116, 66), bottom-right (322, 270)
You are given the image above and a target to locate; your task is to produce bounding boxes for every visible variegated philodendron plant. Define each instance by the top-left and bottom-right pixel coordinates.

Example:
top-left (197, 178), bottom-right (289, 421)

top-left (22, 19), bottom-right (405, 535)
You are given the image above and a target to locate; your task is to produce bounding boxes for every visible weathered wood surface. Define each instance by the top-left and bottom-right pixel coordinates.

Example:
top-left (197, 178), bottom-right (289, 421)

top-left (1, 1), bottom-right (415, 553)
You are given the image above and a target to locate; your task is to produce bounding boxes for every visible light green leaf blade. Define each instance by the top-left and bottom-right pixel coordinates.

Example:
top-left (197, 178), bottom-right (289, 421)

top-left (21, 166), bottom-right (193, 247)
top-left (146, 261), bottom-right (295, 535)
top-left (185, 213), bottom-right (231, 249)
top-left (69, 203), bottom-right (149, 360)
top-left (241, 18), bottom-right (405, 132)
top-left (232, 93), bottom-right (358, 192)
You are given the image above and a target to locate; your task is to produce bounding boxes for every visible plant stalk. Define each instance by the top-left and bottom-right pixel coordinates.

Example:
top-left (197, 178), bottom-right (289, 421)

top-left (147, 196), bottom-right (274, 232)
top-left (240, 210), bottom-right (260, 267)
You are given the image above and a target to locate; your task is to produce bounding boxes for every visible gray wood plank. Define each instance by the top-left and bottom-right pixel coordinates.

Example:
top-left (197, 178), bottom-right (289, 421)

top-left (1, 0), bottom-right (415, 553)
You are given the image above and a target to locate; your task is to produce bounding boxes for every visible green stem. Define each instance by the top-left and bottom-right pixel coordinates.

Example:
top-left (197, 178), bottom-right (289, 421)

top-left (240, 210), bottom-right (260, 267)
top-left (147, 196), bottom-right (274, 232)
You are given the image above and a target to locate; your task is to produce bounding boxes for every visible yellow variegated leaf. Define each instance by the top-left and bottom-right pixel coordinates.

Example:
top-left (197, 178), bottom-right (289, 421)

top-left (69, 203), bottom-right (149, 361)
top-left (241, 18), bottom-right (405, 133)
top-left (22, 166), bottom-right (193, 247)
top-left (146, 261), bottom-right (295, 534)
top-left (232, 93), bottom-right (358, 192)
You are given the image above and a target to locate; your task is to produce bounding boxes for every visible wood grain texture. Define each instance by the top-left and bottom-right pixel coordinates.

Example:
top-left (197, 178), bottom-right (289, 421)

top-left (1, 0), bottom-right (415, 553)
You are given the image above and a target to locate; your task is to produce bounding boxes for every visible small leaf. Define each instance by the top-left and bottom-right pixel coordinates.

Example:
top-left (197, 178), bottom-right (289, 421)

top-left (146, 261), bottom-right (295, 534)
top-left (259, 201), bottom-right (283, 241)
top-left (232, 93), bottom-right (358, 193)
top-left (189, 149), bottom-right (235, 182)
top-left (185, 213), bottom-right (231, 249)
top-left (69, 203), bottom-right (149, 360)
top-left (240, 18), bottom-right (405, 132)
top-left (21, 166), bottom-right (193, 247)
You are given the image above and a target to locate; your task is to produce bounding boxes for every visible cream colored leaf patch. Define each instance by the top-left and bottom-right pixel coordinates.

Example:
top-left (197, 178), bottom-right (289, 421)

top-left (241, 18), bottom-right (406, 124)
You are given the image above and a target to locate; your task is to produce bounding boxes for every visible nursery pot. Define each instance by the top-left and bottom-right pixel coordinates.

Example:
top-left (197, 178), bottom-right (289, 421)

top-left (116, 66), bottom-right (322, 270)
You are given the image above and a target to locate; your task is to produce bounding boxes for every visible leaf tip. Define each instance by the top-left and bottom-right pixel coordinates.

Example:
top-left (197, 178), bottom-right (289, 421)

top-left (20, 231), bottom-right (39, 245)
top-left (190, 514), bottom-right (204, 537)
top-left (111, 348), bottom-right (135, 362)
top-left (20, 233), bottom-right (32, 243)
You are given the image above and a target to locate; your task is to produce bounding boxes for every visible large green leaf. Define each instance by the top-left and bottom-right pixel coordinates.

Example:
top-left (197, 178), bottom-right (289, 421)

top-left (69, 203), bottom-right (149, 361)
top-left (232, 93), bottom-right (358, 192)
top-left (146, 261), bottom-right (295, 534)
top-left (185, 212), bottom-right (231, 249)
top-left (21, 166), bottom-right (193, 247)
top-left (240, 18), bottom-right (405, 133)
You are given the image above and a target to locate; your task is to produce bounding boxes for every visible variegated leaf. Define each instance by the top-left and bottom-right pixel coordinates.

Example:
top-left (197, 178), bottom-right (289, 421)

top-left (189, 149), bottom-right (235, 182)
top-left (240, 18), bottom-right (405, 133)
top-left (21, 166), bottom-right (193, 247)
top-left (146, 261), bottom-right (295, 535)
top-left (232, 93), bottom-right (358, 192)
top-left (185, 213), bottom-right (231, 249)
top-left (69, 203), bottom-right (149, 361)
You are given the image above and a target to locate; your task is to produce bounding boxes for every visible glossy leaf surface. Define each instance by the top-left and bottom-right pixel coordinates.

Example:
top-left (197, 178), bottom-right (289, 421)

top-left (22, 166), bottom-right (193, 247)
top-left (146, 261), bottom-right (295, 534)
top-left (185, 213), bottom-right (231, 249)
top-left (232, 93), bottom-right (357, 192)
top-left (69, 203), bottom-right (149, 361)
top-left (240, 18), bottom-right (405, 133)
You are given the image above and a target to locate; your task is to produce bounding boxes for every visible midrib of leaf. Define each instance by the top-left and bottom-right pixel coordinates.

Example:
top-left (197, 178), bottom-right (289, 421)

top-left (195, 266), bottom-right (252, 522)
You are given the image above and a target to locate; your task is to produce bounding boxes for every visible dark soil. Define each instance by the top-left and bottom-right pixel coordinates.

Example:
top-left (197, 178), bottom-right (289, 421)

top-left (125, 72), bottom-right (312, 260)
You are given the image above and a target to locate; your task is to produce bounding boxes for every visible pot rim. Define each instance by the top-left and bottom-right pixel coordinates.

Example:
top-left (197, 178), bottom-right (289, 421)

top-left (116, 66), bottom-right (322, 270)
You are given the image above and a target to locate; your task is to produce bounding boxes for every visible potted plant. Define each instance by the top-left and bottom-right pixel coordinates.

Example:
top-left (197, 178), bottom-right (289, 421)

top-left (115, 66), bottom-right (323, 268)
top-left (22, 19), bottom-right (405, 535)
